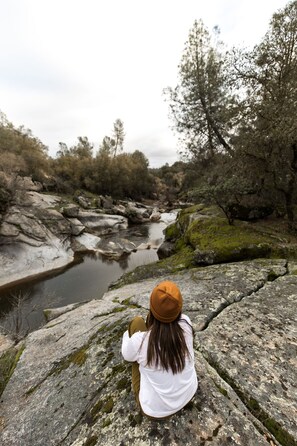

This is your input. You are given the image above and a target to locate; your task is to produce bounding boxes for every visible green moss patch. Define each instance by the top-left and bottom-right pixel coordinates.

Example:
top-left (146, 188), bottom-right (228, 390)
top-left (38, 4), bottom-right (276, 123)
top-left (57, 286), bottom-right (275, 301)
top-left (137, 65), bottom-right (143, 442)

top-left (89, 395), bottom-right (115, 422)
top-left (111, 306), bottom-right (126, 313)
top-left (50, 346), bottom-right (88, 376)
top-left (128, 413), bottom-right (143, 427)
top-left (101, 417), bottom-right (112, 428)
top-left (0, 344), bottom-right (25, 396)
top-left (90, 400), bottom-right (104, 422)
top-left (215, 383), bottom-right (228, 398)
top-left (186, 217), bottom-right (273, 255)
top-left (164, 221), bottom-right (181, 241)
top-left (171, 206), bottom-right (297, 267)
top-left (102, 397), bottom-right (114, 413)
top-left (83, 435), bottom-right (98, 446)
top-left (111, 363), bottom-right (126, 376)
top-left (116, 376), bottom-right (130, 391)
top-left (264, 418), bottom-right (297, 446)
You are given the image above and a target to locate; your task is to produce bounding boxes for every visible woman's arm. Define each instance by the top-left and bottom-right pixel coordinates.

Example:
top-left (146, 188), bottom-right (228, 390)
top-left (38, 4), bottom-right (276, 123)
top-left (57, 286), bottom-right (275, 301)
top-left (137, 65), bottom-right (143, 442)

top-left (121, 330), bottom-right (144, 362)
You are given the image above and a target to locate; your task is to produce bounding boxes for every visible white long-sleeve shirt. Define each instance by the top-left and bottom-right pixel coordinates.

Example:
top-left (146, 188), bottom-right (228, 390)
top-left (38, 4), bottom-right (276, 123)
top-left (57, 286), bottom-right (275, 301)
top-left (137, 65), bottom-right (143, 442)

top-left (121, 314), bottom-right (198, 418)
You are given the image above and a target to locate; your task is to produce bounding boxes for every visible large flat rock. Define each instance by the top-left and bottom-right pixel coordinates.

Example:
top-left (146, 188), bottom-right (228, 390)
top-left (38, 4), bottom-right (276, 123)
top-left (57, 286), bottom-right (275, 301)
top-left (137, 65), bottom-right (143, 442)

top-left (197, 274), bottom-right (297, 443)
top-left (0, 259), bottom-right (295, 446)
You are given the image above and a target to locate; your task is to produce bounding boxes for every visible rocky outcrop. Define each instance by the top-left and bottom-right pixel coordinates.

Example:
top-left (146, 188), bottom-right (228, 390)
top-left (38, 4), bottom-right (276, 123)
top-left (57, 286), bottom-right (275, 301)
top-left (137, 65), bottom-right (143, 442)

top-left (77, 210), bottom-right (128, 234)
top-left (149, 208), bottom-right (161, 222)
top-left (0, 202), bottom-right (68, 288)
top-left (0, 180), bottom-right (172, 288)
top-left (197, 273), bottom-right (297, 444)
top-left (73, 194), bottom-right (163, 225)
top-left (0, 259), bottom-right (296, 446)
top-left (159, 204), bottom-right (297, 267)
top-left (14, 176), bottom-right (43, 192)
top-left (156, 240), bottom-right (176, 259)
top-left (96, 238), bottom-right (137, 260)
top-left (0, 200), bottom-right (74, 288)
top-left (124, 202), bottom-right (152, 223)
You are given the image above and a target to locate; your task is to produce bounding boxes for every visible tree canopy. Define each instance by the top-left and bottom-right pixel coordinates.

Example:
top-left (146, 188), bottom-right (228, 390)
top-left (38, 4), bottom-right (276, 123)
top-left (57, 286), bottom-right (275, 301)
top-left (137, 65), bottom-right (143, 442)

top-left (167, 0), bottom-right (297, 226)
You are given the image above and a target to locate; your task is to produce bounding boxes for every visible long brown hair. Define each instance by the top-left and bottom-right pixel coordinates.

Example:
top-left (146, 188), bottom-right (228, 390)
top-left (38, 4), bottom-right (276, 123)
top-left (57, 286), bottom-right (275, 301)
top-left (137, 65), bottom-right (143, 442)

top-left (146, 311), bottom-right (192, 374)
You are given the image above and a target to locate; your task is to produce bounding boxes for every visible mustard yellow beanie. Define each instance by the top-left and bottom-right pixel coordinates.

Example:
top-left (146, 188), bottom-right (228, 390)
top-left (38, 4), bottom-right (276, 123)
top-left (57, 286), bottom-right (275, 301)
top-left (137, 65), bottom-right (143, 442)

top-left (150, 281), bottom-right (183, 323)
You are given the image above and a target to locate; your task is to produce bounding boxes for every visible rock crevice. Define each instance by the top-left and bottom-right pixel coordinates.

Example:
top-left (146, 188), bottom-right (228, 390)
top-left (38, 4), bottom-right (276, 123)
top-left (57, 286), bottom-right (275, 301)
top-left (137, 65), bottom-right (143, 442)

top-left (199, 259), bottom-right (288, 331)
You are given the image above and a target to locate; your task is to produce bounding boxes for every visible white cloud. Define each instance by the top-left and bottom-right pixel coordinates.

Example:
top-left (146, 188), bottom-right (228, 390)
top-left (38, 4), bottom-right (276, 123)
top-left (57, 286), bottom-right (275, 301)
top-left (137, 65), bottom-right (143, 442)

top-left (0, 0), bottom-right (290, 166)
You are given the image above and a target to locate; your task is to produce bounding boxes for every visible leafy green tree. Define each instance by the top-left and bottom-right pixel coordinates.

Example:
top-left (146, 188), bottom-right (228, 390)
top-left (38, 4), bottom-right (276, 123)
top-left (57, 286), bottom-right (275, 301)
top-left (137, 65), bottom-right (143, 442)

top-left (56, 142), bottom-right (70, 157)
top-left (0, 111), bottom-right (49, 181)
top-left (167, 4), bottom-right (297, 226)
top-left (53, 137), bottom-right (95, 192)
top-left (70, 136), bottom-right (93, 158)
top-left (166, 20), bottom-right (237, 160)
top-left (112, 119), bottom-right (125, 157)
top-left (233, 0), bottom-right (297, 223)
top-left (98, 136), bottom-right (115, 156)
top-left (129, 150), bottom-right (154, 198)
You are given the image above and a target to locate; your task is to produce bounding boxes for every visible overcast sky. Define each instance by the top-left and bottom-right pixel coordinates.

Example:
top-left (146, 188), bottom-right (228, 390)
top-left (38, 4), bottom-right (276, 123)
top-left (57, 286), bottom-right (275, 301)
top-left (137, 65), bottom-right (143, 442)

top-left (0, 0), bottom-right (290, 167)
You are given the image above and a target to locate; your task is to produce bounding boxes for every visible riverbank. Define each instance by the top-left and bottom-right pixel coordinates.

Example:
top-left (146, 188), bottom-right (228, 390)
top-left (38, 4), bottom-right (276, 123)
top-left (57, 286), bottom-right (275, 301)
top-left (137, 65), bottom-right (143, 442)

top-left (0, 178), bottom-right (172, 289)
top-left (0, 220), bottom-right (169, 336)
top-left (113, 204), bottom-right (297, 289)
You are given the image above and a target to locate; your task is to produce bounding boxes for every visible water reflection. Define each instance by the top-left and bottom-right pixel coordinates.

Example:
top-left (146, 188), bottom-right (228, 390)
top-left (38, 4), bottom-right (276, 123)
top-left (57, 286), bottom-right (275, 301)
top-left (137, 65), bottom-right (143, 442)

top-left (0, 218), bottom-right (175, 335)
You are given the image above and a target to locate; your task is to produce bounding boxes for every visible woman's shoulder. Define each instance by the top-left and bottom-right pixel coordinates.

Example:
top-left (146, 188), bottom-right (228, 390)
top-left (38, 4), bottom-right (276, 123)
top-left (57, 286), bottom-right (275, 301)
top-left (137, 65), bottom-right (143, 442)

top-left (179, 313), bottom-right (192, 325)
top-left (131, 330), bottom-right (148, 343)
top-left (179, 314), bottom-right (193, 334)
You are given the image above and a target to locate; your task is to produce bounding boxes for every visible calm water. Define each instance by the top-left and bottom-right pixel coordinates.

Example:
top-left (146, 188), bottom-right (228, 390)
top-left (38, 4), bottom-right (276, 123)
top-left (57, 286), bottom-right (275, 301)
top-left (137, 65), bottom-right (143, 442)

top-left (0, 214), bottom-right (176, 336)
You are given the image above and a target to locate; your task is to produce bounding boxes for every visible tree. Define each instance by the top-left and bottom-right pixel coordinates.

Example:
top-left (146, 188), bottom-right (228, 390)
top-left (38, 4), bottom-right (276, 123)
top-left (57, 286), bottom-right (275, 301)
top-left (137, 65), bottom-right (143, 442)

top-left (166, 4), bottom-right (297, 227)
top-left (233, 0), bottom-right (297, 223)
top-left (53, 137), bottom-right (95, 192)
top-left (70, 136), bottom-right (93, 158)
top-left (112, 119), bottom-right (125, 157)
top-left (166, 20), bottom-right (237, 160)
top-left (56, 142), bottom-right (70, 157)
top-left (0, 111), bottom-right (50, 181)
top-left (98, 136), bottom-right (115, 156)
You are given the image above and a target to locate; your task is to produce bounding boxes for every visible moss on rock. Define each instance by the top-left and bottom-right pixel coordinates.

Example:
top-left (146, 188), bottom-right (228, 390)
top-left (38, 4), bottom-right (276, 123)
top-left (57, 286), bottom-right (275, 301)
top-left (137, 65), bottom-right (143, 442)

top-left (0, 344), bottom-right (25, 396)
top-left (102, 397), bottom-right (114, 414)
top-left (187, 217), bottom-right (272, 251)
top-left (112, 245), bottom-right (195, 288)
top-left (51, 346), bottom-right (88, 376)
top-left (113, 204), bottom-right (297, 289)
top-left (172, 208), bottom-right (297, 267)
top-left (164, 221), bottom-right (181, 241)
top-left (83, 435), bottom-right (98, 446)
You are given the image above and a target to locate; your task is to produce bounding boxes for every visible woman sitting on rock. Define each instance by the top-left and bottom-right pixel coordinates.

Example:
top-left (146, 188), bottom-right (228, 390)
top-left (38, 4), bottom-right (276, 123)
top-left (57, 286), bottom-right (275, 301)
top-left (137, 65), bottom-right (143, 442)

top-left (121, 280), bottom-right (198, 419)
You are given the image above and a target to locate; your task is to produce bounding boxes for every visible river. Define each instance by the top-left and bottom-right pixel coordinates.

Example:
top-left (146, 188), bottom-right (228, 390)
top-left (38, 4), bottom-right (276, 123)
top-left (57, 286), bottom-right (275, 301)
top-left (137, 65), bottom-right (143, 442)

top-left (0, 213), bottom-right (176, 337)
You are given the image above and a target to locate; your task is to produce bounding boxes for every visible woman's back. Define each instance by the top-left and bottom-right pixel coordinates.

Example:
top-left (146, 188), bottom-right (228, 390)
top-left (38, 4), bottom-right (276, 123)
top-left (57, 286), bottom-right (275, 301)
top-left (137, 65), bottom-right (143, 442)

top-left (122, 307), bottom-right (198, 418)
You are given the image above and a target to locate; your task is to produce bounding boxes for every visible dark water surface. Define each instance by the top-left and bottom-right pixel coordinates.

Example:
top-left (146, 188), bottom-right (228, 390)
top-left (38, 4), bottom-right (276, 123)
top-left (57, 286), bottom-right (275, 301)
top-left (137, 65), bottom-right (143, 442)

top-left (0, 215), bottom-right (175, 336)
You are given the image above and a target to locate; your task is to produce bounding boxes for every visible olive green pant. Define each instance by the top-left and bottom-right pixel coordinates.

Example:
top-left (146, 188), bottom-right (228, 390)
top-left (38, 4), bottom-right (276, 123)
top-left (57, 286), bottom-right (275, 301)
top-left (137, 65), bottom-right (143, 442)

top-left (128, 316), bottom-right (147, 407)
